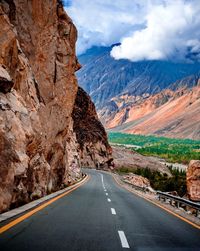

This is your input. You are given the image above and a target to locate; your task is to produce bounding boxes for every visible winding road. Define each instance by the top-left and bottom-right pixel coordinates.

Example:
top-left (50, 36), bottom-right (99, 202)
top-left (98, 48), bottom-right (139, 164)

top-left (0, 169), bottom-right (200, 251)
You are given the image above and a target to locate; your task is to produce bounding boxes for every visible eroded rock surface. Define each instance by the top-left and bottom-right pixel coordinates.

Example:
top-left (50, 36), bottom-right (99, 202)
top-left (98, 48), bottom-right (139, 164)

top-left (72, 87), bottom-right (112, 168)
top-left (123, 173), bottom-right (151, 189)
top-left (187, 160), bottom-right (200, 201)
top-left (0, 0), bottom-right (111, 213)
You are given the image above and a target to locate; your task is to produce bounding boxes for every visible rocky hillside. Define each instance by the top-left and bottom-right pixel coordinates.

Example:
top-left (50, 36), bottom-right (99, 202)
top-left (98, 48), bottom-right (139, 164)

top-left (112, 146), bottom-right (170, 176)
top-left (72, 87), bottom-right (112, 168)
top-left (108, 83), bottom-right (200, 140)
top-left (0, 0), bottom-right (112, 213)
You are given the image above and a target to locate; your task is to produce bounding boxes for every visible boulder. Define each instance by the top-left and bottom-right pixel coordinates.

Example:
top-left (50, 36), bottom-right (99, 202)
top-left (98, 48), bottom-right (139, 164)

top-left (124, 173), bottom-right (151, 188)
top-left (187, 160), bottom-right (200, 201)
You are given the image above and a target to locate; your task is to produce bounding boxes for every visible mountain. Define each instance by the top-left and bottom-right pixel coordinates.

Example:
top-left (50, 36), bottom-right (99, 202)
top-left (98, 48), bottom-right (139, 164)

top-left (77, 46), bottom-right (200, 139)
top-left (0, 1), bottom-right (111, 213)
top-left (108, 84), bottom-right (200, 140)
top-left (77, 45), bottom-right (200, 109)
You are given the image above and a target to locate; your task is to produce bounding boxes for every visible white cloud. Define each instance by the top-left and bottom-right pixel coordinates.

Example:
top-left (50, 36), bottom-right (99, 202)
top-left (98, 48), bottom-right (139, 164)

top-left (65, 0), bottom-right (148, 55)
top-left (65, 0), bottom-right (200, 61)
top-left (111, 0), bottom-right (200, 61)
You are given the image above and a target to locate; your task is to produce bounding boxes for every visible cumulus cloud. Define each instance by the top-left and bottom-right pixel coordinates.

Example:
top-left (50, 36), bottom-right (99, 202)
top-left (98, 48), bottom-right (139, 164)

top-left (65, 0), bottom-right (200, 61)
top-left (111, 0), bottom-right (200, 61)
top-left (65, 0), bottom-right (148, 55)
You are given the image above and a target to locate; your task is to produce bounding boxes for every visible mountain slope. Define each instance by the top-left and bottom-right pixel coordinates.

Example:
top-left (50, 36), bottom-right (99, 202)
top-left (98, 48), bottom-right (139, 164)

top-left (109, 84), bottom-right (200, 140)
top-left (77, 46), bottom-right (200, 109)
top-left (78, 46), bottom-right (200, 140)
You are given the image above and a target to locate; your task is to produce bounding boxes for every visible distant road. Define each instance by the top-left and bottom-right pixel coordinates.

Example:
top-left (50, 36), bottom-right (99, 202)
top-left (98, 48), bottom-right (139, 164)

top-left (0, 169), bottom-right (200, 251)
top-left (110, 143), bottom-right (142, 149)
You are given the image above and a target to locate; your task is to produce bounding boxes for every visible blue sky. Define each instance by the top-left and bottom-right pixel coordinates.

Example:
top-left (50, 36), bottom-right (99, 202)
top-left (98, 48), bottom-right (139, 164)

top-left (64, 0), bottom-right (200, 62)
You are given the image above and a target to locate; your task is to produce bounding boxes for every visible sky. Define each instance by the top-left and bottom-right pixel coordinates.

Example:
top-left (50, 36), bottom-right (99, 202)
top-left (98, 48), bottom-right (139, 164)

top-left (64, 0), bottom-right (200, 62)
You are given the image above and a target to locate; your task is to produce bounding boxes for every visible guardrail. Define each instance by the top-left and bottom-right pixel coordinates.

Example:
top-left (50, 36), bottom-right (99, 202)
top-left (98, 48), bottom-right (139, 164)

top-left (157, 191), bottom-right (200, 217)
top-left (123, 178), bottom-right (200, 217)
top-left (123, 180), bottom-right (150, 193)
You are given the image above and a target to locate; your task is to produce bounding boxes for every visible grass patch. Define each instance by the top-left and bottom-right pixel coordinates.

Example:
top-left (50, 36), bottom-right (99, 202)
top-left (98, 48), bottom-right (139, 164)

top-left (109, 132), bottom-right (200, 164)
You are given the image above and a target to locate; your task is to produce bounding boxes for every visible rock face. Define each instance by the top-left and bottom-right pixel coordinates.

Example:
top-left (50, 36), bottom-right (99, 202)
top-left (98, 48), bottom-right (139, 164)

top-left (0, 66), bottom-right (14, 93)
top-left (108, 85), bottom-right (200, 140)
top-left (72, 87), bottom-right (112, 168)
top-left (0, 1), bottom-right (111, 213)
top-left (187, 160), bottom-right (200, 201)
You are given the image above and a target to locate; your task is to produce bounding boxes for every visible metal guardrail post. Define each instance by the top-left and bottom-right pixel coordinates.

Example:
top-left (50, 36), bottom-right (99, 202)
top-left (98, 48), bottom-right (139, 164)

top-left (156, 191), bottom-right (200, 217)
top-left (123, 180), bottom-right (200, 217)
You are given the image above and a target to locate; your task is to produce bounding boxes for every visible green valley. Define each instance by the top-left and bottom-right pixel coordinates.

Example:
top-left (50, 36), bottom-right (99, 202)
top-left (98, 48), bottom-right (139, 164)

top-left (108, 132), bottom-right (200, 164)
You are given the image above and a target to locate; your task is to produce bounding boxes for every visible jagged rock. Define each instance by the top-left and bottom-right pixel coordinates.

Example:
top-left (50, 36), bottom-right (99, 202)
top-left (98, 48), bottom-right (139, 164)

top-left (187, 160), bottom-right (200, 201)
top-left (72, 87), bottom-right (112, 168)
top-left (123, 173), bottom-right (151, 188)
top-left (0, 66), bottom-right (14, 93)
top-left (0, 1), bottom-right (111, 213)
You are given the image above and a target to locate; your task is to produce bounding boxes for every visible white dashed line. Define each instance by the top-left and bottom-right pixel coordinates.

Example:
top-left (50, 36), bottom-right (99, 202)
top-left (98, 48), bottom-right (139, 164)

top-left (100, 174), bottom-right (107, 191)
top-left (105, 193), bottom-right (108, 196)
top-left (100, 174), bottom-right (104, 185)
top-left (118, 231), bottom-right (130, 248)
top-left (104, 189), bottom-right (107, 192)
top-left (111, 208), bottom-right (116, 215)
top-left (107, 198), bottom-right (111, 202)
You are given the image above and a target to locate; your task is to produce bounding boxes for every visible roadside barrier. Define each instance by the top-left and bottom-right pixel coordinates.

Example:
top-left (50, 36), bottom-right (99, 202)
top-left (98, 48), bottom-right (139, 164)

top-left (122, 178), bottom-right (200, 217)
top-left (157, 191), bottom-right (200, 217)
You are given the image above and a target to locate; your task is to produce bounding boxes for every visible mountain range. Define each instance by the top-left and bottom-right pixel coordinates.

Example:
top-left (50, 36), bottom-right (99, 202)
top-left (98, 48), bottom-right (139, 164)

top-left (77, 45), bottom-right (200, 139)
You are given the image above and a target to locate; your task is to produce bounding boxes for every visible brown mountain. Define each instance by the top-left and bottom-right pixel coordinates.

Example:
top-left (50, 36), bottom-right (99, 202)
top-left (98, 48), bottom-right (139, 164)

top-left (105, 82), bottom-right (200, 140)
top-left (0, 0), bottom-right (111, 213)
top-left (73, 87), bottom-right (112, 168)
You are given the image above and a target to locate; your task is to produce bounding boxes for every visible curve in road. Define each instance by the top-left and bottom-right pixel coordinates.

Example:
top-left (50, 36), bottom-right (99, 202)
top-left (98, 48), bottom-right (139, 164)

top-left (0, 169), bottom-right (200, 251)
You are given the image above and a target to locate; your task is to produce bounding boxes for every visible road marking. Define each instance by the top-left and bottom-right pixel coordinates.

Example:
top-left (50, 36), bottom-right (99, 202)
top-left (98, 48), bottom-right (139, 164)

top-left (105, 193), bottom-right (108, 196)
top-left (107, 198), bottom-right (111, 202)
top-left (118, 231), bottom-right (130, 249)
top-left (0, 175), bottom-right (90, 234)
top-left (112, 174), bottom-right (200, 230)
top-left (111, 208), bottom-right (116, 215)
top-left (104, 189), bottom-right (107, 192)
top-left (100, 174), bottom-right (104, 185)
top-left (100, 173), bottom-right (107, 191)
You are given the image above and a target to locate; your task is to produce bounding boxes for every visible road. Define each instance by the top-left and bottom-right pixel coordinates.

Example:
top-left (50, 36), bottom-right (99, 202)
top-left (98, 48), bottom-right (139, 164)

top-left (0, 169), bottom-right (200, 251)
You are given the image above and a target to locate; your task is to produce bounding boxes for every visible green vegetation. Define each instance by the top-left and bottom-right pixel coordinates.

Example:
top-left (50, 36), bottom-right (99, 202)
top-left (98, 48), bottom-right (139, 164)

top-left (109, 132), bottom-right (200, 164)
top-left (116, 166), bottom-right (186, 197)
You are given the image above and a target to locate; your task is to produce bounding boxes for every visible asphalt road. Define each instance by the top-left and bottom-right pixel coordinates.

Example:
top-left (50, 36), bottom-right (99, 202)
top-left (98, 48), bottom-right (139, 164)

top-left (0, 169), bottom-right (200, 251)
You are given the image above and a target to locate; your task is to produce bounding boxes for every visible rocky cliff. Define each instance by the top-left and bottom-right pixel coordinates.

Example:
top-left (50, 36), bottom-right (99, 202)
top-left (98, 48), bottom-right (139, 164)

top-left (72, 87), bottom-right (112, 168)
top-left (0, 0), bottom-right (112, 213)
top-left (187, 160), bottom-right (200, 201)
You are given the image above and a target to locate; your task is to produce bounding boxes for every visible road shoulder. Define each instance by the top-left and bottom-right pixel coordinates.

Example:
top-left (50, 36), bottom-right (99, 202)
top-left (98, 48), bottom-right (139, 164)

top-left (109, 171), bottom-right (200, 230)
top-left (0, 174), bottom-right (89, 233)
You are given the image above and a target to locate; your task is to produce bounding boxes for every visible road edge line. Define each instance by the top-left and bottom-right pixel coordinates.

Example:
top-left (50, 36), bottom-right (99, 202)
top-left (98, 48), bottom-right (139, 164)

top-left (0, 174), bottom-right (90, 234)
